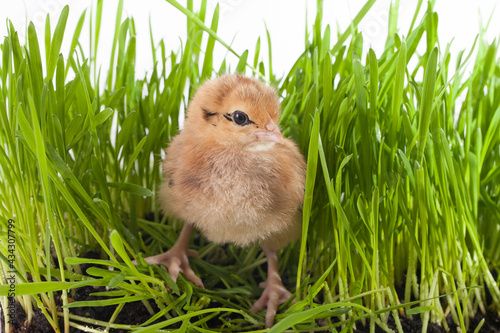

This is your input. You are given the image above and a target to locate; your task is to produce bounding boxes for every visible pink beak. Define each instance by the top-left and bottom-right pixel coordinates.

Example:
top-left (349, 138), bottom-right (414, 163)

top-left (254, 122), bottom-right (283, 143)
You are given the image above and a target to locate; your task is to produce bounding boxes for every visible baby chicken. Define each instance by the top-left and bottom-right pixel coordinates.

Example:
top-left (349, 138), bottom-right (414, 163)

top-left (141, 74), bottom-right (306, 327)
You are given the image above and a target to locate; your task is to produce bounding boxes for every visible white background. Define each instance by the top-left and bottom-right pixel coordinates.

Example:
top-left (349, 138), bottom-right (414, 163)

top-left (1, 0), bottom-right (499, 79)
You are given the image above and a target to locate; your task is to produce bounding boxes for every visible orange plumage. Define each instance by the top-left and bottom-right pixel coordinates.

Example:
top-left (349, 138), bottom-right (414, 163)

top-left (141, 74), bottom-right (306, 327)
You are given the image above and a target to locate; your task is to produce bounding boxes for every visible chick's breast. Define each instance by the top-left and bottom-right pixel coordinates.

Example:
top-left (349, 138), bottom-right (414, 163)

top-left (159, 133), bottom-right (306, 251)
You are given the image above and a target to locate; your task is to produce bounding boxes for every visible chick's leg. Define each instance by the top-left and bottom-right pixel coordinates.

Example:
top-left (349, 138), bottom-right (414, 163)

top-left (141, 223), bottom-right (204, 288)
top-left (250, 248), bottom-right (293, 328)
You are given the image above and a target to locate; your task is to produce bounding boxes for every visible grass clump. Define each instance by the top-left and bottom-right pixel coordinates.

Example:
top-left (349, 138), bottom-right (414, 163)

top-left (1, 0), bottom-right (500, 332)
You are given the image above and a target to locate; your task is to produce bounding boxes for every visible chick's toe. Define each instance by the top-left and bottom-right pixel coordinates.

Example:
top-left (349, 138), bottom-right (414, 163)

top-left (143, 247), bottom-right (204, 288)
top-left (250, 249), bottom-right (294, 327)
top-left (140, 224), bottom-right (204, 288)
top-left (250, 276), bottom-right (293, 328)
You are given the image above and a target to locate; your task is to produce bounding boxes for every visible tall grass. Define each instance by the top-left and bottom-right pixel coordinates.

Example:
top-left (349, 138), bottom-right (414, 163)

top-left (1, 0), bottom-right (499, 332)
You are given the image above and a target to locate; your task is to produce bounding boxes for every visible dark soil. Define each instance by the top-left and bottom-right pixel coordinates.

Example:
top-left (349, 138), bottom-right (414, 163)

top-left (3, 290), bottom-right (160, 333)
top-left (1, 251), bottom-right (163, 333)
top-left (4, 289), bottom-right (500, 333)
top-left (350, 271), bottom-right (500, 332)
top-left (352, 309), bottom-right (500, 332)
top-left (2, 251), bottom-right (500, 332)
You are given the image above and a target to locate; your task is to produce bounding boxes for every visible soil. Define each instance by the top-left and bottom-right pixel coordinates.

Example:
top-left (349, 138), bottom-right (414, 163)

top-left (4, 289), bottom-right (500, 333)
top-left (3, 289), bottom-right (161, 333)
top-left (352, 310), bottom-right (500, 333)
top-left (1, 251), bottom-right (165, 333)
top-left (2, 251), bottom-right (499, 332)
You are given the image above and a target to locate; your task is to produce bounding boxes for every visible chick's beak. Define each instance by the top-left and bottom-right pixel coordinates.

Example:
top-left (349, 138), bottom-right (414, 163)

top-left (254, 122), bottom-right (283, 143)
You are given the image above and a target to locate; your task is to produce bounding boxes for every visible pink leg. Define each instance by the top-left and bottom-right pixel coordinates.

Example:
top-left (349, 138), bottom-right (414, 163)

top-left (137, 223), bottom-right (204, 288)
top-left (250, 249), bottom-right (293, 328)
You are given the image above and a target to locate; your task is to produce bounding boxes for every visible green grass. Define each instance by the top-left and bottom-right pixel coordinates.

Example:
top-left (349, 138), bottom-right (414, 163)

top-left (1, 0), bottom-right (500, 332)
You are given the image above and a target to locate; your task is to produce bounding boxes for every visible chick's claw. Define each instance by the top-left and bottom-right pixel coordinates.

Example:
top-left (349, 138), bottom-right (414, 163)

top-left (142, 247), bottom-right (204, 288)
top-left (137, 224), bottom-right (204, 288)
top-left (250, 278), bottom-right (293, 328)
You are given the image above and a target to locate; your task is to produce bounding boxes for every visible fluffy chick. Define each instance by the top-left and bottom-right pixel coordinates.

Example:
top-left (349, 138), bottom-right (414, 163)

top-left (141, 74), bottom-right (306, 327)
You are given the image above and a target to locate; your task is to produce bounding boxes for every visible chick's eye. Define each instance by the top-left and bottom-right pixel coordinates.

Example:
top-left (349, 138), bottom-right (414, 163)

top-left (232, 111), bottom-right (249, 126)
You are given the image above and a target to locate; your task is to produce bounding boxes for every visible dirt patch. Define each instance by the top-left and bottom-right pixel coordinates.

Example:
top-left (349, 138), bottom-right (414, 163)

top-left (2, 292), bottom-right (160, 333)
top-left (1, 251), bottom-right (162, 333)
top-left (4, 292), bottom-right (500, 332)
top-left (352, 309), bottom-right (500, 333)
top-left (2, 252), bottom-right (499, 332)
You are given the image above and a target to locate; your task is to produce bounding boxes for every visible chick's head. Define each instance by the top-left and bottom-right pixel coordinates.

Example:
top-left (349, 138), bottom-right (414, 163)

top-left (184, 74), bottom-right (283, 150)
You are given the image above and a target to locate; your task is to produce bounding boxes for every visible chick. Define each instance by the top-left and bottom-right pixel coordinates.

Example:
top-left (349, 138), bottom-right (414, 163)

top-left (141, 74), bottom-right (306, 327)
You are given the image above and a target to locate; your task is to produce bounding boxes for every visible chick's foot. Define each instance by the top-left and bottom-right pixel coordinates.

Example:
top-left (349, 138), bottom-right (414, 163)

top-left (250, 248), bottom-right (293, 328)
top-left (135, 224), bottom-right (204, 288)
top-left (142, 247), bottom-right (204, 288)
top-left (250, 277), bottom-right (292, 328)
